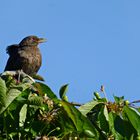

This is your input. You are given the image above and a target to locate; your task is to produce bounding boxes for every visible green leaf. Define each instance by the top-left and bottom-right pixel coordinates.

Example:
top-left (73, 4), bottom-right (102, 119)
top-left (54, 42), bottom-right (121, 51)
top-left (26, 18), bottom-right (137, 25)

top-left (98, 105), bottom-right (109, 133)
top-left (61, 101), bottom-right (97, 137)
top-left (108, 112), bottom-right (118, 138)
top-left (78, 100), bottom-right (103, 116)
top-left (28, 96), bottom-right (43, 106)
top-left (0, 78), bottom-right (7, 107)
top-left (137, 108), bottom-right (140, 113)
top-left (109, 112), bottom-right (137, 139)
top-left (59, 84), bottom-right (69, 99)
top-left (58, 109), bottom-right (77, 134)
top-left (9, 81), bottom-right (32, 92)
top-left (113, 95), bottom-right (124, 104)
top-left (124, 106), bottom-right (140, 135)
top-left (7, 88), bottom-right (30, 112)
top-left (108, 113), bottom-right (125, 139)
top-left (19, 104), bottom-right (27, 127)
top-left (33, 82), bottom-right (57, 100)
top-left (0, 89), bottom-right (21, 114)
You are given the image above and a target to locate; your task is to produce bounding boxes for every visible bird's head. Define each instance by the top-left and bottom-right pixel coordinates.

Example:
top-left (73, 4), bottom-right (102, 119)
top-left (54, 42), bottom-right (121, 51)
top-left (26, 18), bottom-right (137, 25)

top-left (19, 35), bottom-right (47, 47)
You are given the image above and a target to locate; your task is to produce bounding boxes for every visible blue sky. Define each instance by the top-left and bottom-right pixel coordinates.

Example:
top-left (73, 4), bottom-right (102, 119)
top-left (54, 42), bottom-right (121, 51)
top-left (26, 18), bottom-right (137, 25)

top-left (0, 0), bottom-right (140, 103)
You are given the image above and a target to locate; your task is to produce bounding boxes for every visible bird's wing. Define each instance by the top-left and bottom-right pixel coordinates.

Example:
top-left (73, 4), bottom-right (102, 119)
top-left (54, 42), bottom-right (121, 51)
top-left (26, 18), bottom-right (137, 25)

top-left (4, 55), bottom-right (21, 71)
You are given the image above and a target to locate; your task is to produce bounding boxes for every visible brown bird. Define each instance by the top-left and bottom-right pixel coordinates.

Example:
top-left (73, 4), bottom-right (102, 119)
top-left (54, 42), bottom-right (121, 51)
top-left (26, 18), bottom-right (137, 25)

top-left (4, 35), bottom-right (46, 78)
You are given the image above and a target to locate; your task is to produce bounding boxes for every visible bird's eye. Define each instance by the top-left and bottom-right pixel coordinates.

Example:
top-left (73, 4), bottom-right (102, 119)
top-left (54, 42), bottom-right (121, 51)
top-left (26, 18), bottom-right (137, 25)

top-left (31, 38), bottom-right (35, 42)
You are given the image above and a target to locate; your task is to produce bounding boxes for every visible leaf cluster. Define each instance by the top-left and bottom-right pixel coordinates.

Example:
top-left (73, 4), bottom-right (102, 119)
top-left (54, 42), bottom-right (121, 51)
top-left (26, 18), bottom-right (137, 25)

top-left (0, 74), bottom-right (140, 139)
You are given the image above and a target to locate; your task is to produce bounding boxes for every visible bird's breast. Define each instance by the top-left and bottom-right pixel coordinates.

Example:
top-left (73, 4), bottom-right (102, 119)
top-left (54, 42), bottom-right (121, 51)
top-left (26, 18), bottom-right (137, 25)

top-left (18, 46), bottom-right (42, 75)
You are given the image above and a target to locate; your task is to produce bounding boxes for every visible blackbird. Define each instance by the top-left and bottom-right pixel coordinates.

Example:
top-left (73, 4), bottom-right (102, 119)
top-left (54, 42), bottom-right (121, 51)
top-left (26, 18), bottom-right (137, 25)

top-left (4, 35), bottom-right (46, 77)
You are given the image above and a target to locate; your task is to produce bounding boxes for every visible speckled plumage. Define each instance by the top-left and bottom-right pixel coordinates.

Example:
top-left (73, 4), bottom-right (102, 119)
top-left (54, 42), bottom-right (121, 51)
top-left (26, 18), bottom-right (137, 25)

top-left (4, 36), bottom-right (46, 76)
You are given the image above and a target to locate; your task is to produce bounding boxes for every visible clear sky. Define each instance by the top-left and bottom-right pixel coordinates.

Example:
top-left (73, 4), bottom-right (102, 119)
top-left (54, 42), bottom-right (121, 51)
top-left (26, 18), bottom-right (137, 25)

top-left (0, 0), bottom-right (140, 103)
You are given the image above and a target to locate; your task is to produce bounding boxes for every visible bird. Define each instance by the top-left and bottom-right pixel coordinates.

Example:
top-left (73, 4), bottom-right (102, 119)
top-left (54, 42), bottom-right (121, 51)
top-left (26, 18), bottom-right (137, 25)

top-left (4, 35), bottom-right (46, 80)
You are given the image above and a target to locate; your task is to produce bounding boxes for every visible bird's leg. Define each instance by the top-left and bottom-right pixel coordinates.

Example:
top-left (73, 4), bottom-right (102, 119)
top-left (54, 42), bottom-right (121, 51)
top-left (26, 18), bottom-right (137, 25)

top-left (17, 70), bottom-right (23, 83)
top-left (17, 70), bottom-right (35, 83)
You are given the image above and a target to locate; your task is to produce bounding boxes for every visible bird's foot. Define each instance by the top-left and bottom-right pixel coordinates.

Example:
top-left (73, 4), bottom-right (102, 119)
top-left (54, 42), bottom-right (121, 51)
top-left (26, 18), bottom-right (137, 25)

top-left (17, 70), bottom-right (35, 83)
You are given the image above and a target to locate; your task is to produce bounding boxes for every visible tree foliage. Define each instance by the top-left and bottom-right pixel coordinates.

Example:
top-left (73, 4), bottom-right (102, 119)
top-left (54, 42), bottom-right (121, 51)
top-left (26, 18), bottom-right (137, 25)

top-left (0, 73), bottom-right (140, 140)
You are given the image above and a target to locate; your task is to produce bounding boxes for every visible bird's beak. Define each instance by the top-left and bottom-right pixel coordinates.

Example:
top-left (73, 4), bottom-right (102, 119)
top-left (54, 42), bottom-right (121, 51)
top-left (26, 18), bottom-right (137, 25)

top-left (38, 38), bottom-right (47, 43)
